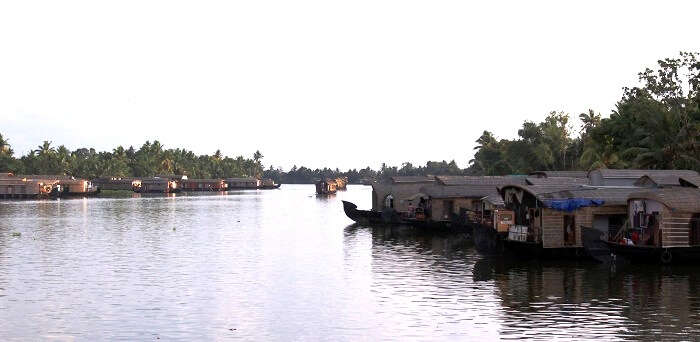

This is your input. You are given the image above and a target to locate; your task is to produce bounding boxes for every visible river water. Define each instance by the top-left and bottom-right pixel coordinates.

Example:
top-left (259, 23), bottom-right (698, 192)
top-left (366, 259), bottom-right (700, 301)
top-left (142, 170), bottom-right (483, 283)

top-left (1, 185), bottom-right (699, 341)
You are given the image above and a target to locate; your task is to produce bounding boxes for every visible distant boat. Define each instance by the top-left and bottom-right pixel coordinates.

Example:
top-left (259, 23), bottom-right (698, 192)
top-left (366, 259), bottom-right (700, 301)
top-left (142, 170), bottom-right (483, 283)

top-left (259, 179), bottom-right (281, 189)
top-left (315, 179), bottom-right (337, 195)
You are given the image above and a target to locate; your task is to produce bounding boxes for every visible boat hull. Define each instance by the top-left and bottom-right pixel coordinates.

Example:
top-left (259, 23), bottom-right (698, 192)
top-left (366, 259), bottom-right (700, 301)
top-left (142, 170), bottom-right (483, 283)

top-left (472, 223), bottom-right (506, 255)
top-left (259, 184), bottom-right (281, 189)
top-left (605, 242), bottom-right (700, 264)
top-left (341, 201), bottom-right (471, 233)
top-left (503, 240), bottom-right (586, 259)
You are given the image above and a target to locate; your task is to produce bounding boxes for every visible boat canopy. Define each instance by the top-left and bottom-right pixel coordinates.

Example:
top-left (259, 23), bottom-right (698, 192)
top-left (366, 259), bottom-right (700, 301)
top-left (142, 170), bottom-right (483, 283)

top-left (543, 198), bottom-right (605, 212)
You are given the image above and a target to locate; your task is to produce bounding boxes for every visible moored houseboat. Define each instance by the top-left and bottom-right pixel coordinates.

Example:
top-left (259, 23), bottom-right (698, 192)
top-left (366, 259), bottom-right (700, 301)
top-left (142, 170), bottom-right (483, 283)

top-left (180, 179), bottom-right (228, 191)
top-left (155, 175), bottom-right (188, 189)
top-left (92, 177), bottom-right (140, 191)
top-left (226, 177), bottom-right (260, 189)
top-left (21, 174), bottom-right (99, 197)
top-left (344, 175), bottom-right (523, 232)
top-left (0, 173), bottom-right (55, 199)
top-left (494, 183), bottom-right (637, 259)
top-left (606, 187), bottom-right (700, 264)
top-left (134, 177), bottom-right (178, 193)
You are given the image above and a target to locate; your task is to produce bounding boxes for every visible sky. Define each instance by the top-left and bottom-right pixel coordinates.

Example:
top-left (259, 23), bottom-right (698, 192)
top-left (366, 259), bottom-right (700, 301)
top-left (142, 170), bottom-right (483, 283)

top-left (1, 1), bottom-right (699, 171)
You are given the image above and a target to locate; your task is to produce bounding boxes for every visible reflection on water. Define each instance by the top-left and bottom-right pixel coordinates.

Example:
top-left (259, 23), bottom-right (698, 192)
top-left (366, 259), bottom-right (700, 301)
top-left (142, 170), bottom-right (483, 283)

top-left (0, 185), bottom-right (699, 340)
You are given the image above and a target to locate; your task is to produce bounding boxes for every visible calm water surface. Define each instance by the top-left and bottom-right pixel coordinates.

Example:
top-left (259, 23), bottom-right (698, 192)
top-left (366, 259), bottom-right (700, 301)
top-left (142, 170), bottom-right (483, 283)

top-left (1, 185), bottom-right (700, 341)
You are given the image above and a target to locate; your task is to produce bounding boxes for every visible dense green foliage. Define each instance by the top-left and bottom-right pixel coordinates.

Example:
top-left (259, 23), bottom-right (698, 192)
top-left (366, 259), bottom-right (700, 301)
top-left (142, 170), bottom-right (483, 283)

top-left (468, 51), bottom-right (699, 175)
top-left (1, 52), bottom-right (697, 181)
top-left (0, 137), bottom-right (265, 180)
top-left (262, 160), bottom-right (464, 184)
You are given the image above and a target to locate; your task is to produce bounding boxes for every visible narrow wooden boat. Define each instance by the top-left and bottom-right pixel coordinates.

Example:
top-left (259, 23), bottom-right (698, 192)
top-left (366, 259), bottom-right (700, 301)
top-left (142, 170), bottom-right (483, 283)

top-left (581, 226), bottom-right (613, 263)
top-left (341, 200), bottom-right (472, 233)
top-left (342, 200), bottom-right (393, 225)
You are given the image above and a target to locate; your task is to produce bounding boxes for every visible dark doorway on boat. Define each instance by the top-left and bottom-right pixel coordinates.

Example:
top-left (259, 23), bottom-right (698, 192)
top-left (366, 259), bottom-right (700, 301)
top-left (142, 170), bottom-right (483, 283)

top-left (384, 194), bottom-right (394, 209)
top-left (690, 214), bottom-right (700, 245)
top-left (564, 215), bottom-right (576, 246)
top-left (594, 214), bottom-right (626, 241)
top-left (444, 200), bottom-right (454, 220)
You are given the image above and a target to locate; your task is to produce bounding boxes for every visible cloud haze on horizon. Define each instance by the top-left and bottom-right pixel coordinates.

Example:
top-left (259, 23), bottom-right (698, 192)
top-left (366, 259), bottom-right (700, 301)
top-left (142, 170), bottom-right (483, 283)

top-left (1, 0), bottom-right (699, 171)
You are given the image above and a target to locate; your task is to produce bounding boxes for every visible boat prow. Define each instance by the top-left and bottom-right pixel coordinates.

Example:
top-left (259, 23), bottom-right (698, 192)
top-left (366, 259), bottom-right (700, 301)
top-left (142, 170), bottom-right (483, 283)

top-left (342, 200), bottom-right (385, 225)
top-left (581, 226), bottom-right (613, 263)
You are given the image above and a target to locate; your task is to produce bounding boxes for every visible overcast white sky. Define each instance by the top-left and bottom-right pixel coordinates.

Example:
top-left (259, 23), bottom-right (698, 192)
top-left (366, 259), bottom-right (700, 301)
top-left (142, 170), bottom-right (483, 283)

top-left (1, 1), bottom-right (698, 171)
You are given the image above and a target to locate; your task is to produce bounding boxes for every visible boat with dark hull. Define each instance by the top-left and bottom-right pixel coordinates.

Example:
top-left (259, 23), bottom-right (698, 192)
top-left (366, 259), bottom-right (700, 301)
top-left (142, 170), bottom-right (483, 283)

top-left (260, 184), bottom-right (281, 189)
top-left (581, 226), bottom-right (614, 263)
top-left (603, 187), bottom-right (700, 264)
top-left (342, 200), bottom-right (399, 225)
top-left (472, 223), bottom-right (506, 255)
top-left (604, 242), bottom-right (700, 264)
top-left (341, 200), bottom-right (472, 233)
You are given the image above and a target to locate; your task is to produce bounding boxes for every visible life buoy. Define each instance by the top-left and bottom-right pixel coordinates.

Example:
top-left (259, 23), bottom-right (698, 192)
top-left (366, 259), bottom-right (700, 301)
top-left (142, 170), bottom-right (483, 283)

top-left (661, 249), bottom-right (673, 264)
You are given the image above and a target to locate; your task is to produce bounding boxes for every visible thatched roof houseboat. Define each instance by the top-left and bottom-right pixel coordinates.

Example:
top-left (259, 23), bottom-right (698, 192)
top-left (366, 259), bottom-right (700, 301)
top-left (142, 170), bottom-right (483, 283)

top-left (316, 179), bottom-right (338, 195)
top-left (496, 183), bottom-right (642, 258)
top-left (607, 187), bottom-right (700, 263)
top-left (226, 177), bottom-right (261, 189)
top-left (135, 177), bottom-right (178, 193)
top-left (92, 177), bottom-right (140, 191)
top-left (370, 176), bottom-right (436, 212)
top-left (181, 179), bottom-right (227, 191)
top-left (21, 175), bottom-right (97, 195)
top-left (0, 173), bottom-right (55, 198)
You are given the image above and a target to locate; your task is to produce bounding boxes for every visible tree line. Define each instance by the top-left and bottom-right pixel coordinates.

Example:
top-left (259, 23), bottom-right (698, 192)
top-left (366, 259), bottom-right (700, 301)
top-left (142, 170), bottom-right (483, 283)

top-left (0, 138), bottom-right (266, 180)
top-left (262, 160), bottom-right (465, 184)
top-left (1, 52), bottom-right (697, 182)
top-left (467, 51), bottom-right (699, 175)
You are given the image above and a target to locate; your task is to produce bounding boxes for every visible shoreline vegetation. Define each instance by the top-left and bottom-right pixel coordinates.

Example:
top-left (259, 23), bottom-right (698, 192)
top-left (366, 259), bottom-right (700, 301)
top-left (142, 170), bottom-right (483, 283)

top-left (0, 52), bottom-right (697, 183)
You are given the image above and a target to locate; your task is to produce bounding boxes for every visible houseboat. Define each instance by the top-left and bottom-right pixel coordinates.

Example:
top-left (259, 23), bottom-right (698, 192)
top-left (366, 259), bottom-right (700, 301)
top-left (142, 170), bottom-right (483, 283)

top-left (134, 177), bottom-right (178, 193)
top-left (0, 173), bottom-right (55, 199)
top-left (155, 175), bottom-right (187, 189)
top-left (260, 178), bottom-right (281, 189)
top-left (605, 187), bottom-right (700, 264)
top-left (316, 179), bottom-right (337, 195)
top-left (180, 179), bottom-right (228, 191)
top-left (493, 183), bottom-right (639, 259)
top-left (92, 177), bottom-right (140, 191)
top-left (21, 175), bottom-right (99, 197)
top-left (344, 175), bottom-right (522, 232)
top-left (226, 177), bottom-right (261, 189)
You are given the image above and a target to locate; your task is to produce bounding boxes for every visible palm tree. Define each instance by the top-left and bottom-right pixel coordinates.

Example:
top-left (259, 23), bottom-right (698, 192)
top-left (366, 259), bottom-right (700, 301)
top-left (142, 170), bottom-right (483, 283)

top-left (35, 141), bottom-right (55, 156)
top-left (0, 133), bottom-right (12, 155)
top-left (579, 109), bottom-right (601, 139)
top-left (581, 137), bottom-right (626, 170)
top-left (474, 131), bottom-right (497, 150)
